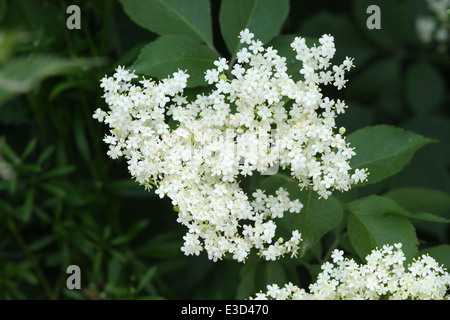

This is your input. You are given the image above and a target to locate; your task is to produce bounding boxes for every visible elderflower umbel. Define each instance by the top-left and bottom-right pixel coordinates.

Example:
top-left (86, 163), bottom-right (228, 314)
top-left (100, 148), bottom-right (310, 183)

top-left (250, 243), bottom-right (450, 300)
top-left (94, 30), bottom-right (367, 262)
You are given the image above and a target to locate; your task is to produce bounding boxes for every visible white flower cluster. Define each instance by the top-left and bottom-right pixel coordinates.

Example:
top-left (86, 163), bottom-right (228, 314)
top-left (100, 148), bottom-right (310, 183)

top-left (250, 243), bottom-right (450, 300)
top-left (416, 0), bottom-right (449, 45)
top-left (94, 29), bottom-right (367, 262)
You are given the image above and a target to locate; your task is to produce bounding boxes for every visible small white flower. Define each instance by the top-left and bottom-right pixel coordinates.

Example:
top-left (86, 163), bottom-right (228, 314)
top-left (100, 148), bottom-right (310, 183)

top-left (92, 108), bottom-right (106, 122)
top-left (205, 69), bottom-right (219, 84)
top-left (214, 58), bottom-right (229, 72)
top-left (239, 28), bottom-right (254, 44)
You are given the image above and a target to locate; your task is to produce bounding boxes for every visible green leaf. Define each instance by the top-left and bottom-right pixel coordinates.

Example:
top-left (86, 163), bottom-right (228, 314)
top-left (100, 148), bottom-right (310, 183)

top-left (403, 116), bottom-right (450, 167)
top-left (119, 0), bottom-right (214, 48)
top-left (387, 117), bottom-right (450, 195)
top-left (110, 220), bottom-right (149, 246)
top-left (29, 235), bottom-right (56, 252)
top-left (37, 145), bottom-right (55, 166)
top-left (1, 138), bottom-right (19, 164)
top-left (137, 266), bottom-right (158, 292)
top-left (110, 235), bottom-right (130, 247)
top-left (289, 189), bottom-right (343, 257)
top-left (0, 55), bottom-right (99, 104)
top-left (14, 266), bottom-right (38, 286)
top-left (126, 219), bottom-right (150, 240)
top-left (405, 62), bottom-right (445, 117)
top-left (347, 125), bottom-right (434, 186)
top-left (109, 248), bottom-right (128, 263)
top-left (236, 261), bottom-right (257, 299)
top-left (21, 189), bottom-right (34, 222)
top-left (219, 0), bottom-right (289, 58)
top-left (16, 163), bottom-right (41, 173)
top-left (39, 182), bottom-right (66, 198)
top-left (347, 195), bottom-right (419, 263)
top-left (40, 165), bottom-right (75, 180)
top-left (20, 138), bottom-right (37, 161)
top-left (132, 35), bottom-right (219, 87)
top-left (74, 115), bottom-right (91, 165)
top-left (264, 261), bottom-right (286, 287)
top-left (384, 187), bottom-right (450, 223)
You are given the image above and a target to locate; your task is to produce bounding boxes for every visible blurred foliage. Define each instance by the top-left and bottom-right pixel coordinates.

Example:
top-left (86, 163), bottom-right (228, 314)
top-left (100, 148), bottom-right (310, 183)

top-left (0, 0), bottom-right (448, 300)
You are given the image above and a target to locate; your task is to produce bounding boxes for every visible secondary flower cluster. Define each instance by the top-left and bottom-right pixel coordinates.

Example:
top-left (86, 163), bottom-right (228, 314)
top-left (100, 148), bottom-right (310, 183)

top-left (250, 243), bottom-right (450, 300)
top-left (416, 0), bottom-right (449, 47)
top-left (94, 29), bottom-right (367, 262)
